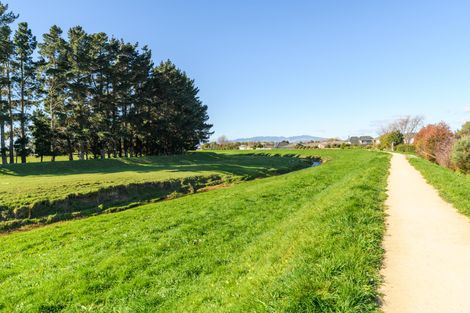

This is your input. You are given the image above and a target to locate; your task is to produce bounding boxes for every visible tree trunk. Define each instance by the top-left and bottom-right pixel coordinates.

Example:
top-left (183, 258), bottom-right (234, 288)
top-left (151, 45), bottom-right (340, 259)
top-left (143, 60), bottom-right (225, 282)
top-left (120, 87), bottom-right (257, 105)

top-left (123, 137), bottom-right (128, 158)
top-left (1, 120), bottom-right (7, 165)
top-left (7, 65), bottom-right (14, 164)
top-left (67, 137), bottom-right (74, 161)
top-left (129, 137), bottom-right (134, 157)
top-left (78, 141), bottom-right (85, 160)
top-left (50, 100), bottom-right (56, 162)
top-left (112, 139), bottom-right (117, 158)
top-left (20, 61), bottom-right (26, 164)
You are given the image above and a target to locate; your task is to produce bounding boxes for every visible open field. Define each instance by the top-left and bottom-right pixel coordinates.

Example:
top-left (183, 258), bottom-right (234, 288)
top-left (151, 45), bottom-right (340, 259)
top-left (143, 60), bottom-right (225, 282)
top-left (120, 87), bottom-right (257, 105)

top-left (0, 150), bottom-right (390, 312)
top-left (0, 153), bottom-right (309, 231)
top-left (408, 156), bottom-right (470, 216)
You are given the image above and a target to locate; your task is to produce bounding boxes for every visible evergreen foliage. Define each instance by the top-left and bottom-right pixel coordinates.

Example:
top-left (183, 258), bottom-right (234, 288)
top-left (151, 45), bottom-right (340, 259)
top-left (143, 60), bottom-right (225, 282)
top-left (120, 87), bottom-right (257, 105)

top-left (0, 2), bottom-right (212, 164)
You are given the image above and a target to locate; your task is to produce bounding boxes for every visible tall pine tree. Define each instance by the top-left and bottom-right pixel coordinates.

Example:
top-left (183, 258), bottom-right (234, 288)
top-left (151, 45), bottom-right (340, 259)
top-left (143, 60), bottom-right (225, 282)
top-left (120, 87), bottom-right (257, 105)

top-left (37, 25), bottom-right (68, 161)
top-left (13, 22), bottom-right (37, 163)
top-left (66, 26), bottom-right (91, 160)
top-left (0, 1), bottom-right (16, 164)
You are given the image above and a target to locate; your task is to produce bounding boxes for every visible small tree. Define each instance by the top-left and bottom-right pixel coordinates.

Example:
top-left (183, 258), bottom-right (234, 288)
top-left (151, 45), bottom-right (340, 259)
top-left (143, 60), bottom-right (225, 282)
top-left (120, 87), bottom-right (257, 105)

top-left (379, 130), bottom-right (404, 150)
top-left (452, 136), bottom-right (470, 173)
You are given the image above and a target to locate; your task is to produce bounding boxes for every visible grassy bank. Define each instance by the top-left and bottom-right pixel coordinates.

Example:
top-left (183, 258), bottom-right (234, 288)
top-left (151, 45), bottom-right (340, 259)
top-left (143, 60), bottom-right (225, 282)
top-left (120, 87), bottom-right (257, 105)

top-left (0, 150), bottom-right (390, 312)
top-left (408, 156), bottom-right (470, 216)
top-left (0, 153), bottom-right (309, 231)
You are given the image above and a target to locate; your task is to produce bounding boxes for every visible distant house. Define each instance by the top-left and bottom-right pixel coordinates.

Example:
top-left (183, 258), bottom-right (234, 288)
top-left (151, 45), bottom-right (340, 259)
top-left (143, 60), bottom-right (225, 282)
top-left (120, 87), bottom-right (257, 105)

top-left (359, 136), bottom-right (374, 145)
top-left (347, 136), bottom-right (374, 146)
top-left (347, 136), bottom-right (360, 145)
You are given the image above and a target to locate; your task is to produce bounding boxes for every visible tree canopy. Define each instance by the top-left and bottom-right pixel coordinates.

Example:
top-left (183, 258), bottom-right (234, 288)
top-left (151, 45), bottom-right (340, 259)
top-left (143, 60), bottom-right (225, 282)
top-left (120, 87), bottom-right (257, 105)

top-left (0, 2), bottom-right (212, 164)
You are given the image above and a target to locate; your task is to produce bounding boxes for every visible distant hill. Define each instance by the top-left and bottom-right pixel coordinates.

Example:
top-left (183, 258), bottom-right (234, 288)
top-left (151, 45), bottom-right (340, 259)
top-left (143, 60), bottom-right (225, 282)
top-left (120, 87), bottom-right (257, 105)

top-left (233, 135), bottom-right (325, 143)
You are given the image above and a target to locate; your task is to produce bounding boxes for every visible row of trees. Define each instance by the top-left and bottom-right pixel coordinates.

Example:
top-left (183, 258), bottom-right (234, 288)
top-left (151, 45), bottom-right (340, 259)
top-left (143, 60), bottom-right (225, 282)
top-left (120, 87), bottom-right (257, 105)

top-left (0, 2), bottom-right (212, 164)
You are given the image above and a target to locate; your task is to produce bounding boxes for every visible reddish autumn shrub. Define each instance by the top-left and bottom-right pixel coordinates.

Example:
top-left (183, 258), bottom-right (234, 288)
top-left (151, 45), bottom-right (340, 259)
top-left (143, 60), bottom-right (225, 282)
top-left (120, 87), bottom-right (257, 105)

top-left (414, 122), bottom-right (454, 166)
top-left (435, 136), bottom-right (455, 168)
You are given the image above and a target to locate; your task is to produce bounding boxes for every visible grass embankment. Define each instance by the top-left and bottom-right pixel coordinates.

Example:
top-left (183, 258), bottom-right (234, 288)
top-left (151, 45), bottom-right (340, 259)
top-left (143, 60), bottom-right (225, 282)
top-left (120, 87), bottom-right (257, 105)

top-left (0, 152), bottom-right (310, 231)
top-left (0, 150), bottom-right (390, 312)
top-left (408, 156), bottom-right (470, 216)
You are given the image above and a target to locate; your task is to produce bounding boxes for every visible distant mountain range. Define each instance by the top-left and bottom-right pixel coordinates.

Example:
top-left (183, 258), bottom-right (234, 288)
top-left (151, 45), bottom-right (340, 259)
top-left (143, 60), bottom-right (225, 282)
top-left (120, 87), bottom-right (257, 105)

top-left (232, 135), bottom-right (325, 143)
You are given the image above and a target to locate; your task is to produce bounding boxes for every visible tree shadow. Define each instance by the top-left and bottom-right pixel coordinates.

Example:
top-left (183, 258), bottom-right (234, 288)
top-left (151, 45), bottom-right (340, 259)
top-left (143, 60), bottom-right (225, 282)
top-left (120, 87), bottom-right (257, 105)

top-left (0, 152), bottom-right (311, 178)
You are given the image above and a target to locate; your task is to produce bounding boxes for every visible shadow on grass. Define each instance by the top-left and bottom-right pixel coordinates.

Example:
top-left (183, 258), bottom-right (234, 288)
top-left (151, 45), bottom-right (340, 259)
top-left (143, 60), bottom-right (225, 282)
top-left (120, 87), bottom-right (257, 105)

top-left (0, 153), bottom-right (320, 232)
top-left (0, 152), bottom-right (310, 177)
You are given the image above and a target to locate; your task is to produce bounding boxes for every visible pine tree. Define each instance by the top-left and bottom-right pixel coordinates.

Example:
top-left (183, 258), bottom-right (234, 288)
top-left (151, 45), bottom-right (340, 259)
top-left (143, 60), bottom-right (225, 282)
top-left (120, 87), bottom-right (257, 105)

top-left (1, 6), bottom-right (213, 163)
top-left (114, 41), bottom-right (139, 158)
top-left (13, 21), bottom-right (37, 163)
top-left (38, 25), bottom-right (68, 161)
top-left (66, 26), bottom-right (91, 160)
top-left (151, 60), bottom-right (212, 154)
top-left (0, 1), bottom-right (17, 164)
top-left (0, 25), bottom-right (9, 164)
top-left (126, 45), bottom-right (152, 157)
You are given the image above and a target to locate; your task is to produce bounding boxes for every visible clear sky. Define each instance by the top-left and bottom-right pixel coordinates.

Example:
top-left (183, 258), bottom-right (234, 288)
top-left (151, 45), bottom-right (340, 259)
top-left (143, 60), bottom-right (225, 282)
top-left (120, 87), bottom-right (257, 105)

top-left (7, 0), bottom-right (470, 139)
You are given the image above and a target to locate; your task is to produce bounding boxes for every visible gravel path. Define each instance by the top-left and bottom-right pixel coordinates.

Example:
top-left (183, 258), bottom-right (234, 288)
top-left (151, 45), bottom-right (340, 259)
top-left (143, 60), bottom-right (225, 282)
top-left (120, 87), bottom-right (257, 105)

top-left (381, 153), bottom-right (470, 313)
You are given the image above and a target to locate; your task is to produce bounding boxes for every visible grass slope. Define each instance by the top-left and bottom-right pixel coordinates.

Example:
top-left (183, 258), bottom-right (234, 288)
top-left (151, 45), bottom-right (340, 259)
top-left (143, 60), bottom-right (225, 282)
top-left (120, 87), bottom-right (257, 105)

top-left (0, 150), bottom-right (390, 312)
top-left (408, 156), bottom-right (470, 216)
top-left (0, 153), bottom-right (307, 225)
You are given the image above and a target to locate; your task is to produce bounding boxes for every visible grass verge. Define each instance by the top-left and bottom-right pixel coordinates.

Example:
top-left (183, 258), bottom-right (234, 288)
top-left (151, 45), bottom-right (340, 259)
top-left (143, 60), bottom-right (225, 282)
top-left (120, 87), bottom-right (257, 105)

top-left (408, 156), bottom-right (470, 216)
top-left (0, 150), bottom-right (390, 312)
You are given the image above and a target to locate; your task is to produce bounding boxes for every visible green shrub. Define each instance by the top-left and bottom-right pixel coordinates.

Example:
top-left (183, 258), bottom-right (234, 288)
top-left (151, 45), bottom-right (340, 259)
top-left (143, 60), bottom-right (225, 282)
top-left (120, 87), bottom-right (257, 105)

top-left (379, 130), bottom-right (404, 150)
top-left (452, 136), bottom-right (470, 173)
top-left (395, 144), bottom-right (416, 153)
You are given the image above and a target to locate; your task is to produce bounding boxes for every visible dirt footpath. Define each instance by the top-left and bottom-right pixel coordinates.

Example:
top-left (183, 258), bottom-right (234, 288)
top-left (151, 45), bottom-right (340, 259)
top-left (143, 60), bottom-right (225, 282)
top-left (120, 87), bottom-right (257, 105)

top-left (381, 153), bottom-right (470, 313)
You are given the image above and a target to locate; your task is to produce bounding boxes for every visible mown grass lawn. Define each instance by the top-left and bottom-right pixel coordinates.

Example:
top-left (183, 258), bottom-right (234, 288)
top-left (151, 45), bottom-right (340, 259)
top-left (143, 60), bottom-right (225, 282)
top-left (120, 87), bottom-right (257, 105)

top-left (0, 150), bottom-right (390, 312)
top-left (408, 156), bottom-right (470, 216)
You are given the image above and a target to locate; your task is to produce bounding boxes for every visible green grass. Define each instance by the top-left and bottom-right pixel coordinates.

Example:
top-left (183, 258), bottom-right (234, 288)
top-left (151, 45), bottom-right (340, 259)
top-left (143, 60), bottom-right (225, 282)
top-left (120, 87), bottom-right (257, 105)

top-left (0, 152), bottom-right (308, 225)
top-left (0, 150), bottom-right (390, 312)
top-left (408, 156), bottom-right (470, 216)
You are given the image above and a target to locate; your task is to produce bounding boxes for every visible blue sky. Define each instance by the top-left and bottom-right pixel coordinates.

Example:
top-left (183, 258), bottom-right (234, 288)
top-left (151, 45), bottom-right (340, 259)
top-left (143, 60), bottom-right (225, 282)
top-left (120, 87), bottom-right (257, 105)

top-left (8, 0), bottom-right (470, 139)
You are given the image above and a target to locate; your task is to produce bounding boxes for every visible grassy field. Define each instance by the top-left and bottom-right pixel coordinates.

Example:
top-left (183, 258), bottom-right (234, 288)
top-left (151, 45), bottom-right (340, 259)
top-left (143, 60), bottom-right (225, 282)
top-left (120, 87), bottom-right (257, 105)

top-left (0, 150), bottom-right (390, 312)
top-left (0, 152), bottom-right (309, 230)
top-left (408, 156), bottom-right (470, 216)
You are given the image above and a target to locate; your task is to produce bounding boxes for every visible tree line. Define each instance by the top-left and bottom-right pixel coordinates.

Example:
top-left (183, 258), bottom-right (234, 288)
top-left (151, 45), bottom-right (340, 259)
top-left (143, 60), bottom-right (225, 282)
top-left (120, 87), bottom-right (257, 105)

top-left (0, 2), bottom-right (212, 164)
